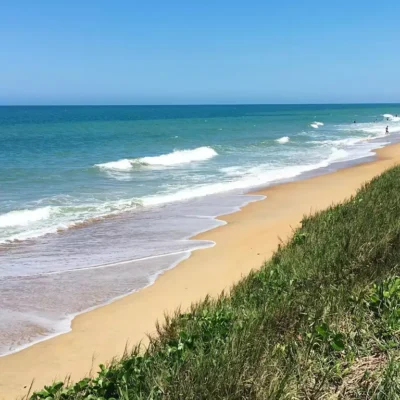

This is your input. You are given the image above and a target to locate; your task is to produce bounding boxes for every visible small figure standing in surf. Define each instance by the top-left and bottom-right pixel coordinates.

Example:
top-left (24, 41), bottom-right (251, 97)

top-left (386, 126), bottom-right (389, 134)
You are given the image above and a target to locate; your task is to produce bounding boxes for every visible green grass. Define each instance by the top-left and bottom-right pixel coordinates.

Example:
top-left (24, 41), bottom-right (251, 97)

top-left (30, 166), bottom-right (400, 400)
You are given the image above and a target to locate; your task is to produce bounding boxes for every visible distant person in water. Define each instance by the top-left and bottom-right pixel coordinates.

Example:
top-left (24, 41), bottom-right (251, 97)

top-left (386, 126), bottom-right (389, 134)
top-left (353, 120), bottom-right (356, 123)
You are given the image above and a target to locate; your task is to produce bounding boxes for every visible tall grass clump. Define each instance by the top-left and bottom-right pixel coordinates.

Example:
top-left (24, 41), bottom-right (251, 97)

top-left (30, 166), bottom-right (400, 399)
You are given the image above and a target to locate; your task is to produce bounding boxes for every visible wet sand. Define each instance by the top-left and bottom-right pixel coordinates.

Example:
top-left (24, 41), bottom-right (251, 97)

top-left (1, 143), bottom-right (400, 400)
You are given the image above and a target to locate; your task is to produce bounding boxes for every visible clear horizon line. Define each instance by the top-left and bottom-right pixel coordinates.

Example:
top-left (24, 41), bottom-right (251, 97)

top-left (1, 101), bottom-right (400, 107)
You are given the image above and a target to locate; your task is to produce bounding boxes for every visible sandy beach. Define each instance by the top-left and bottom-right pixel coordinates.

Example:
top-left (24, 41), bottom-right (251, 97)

top-left (1, 142), bottom-right (400, 400)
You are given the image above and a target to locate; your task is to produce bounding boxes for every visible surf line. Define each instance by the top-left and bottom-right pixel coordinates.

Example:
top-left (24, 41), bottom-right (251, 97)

top-left (6, 245), bottom-right (215, 279)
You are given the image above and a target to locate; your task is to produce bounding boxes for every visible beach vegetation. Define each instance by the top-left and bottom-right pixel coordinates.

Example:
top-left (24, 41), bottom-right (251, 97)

top-left (29, 166), bottom-right (400, 399)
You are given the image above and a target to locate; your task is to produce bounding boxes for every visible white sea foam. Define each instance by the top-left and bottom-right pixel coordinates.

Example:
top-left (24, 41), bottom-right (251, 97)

top-left (95, 146), bottom-right (218, 171)
top-left (0, 199), bottom-right (142, 244)
top-left (327, 147), bottom-right (350, 162)
top-left (309, 137), bottom-right (373, 146)
top-left (3, 119), bottom-right (393, 246)
top-left (219, 166), bottom-right (246, 177)
top-left (3, 133), bottom-right (387, 245)
top-left (4, 108), bottom-right (399, 357)
top-left (143, 145), bottom-right (374, 207)
top-left (0, 207), bottom-right (52, 228)
top-left (140, 146), bottom-right (217, 165)
top-left (310, 121), bottom-right (324, 128)
top-left (95, 159), bottom-right (133, 171)
top-left (383, 113), bottom-right (400, 122)
top-left (364, 126), bottom-right (400, 135)
top-left (276, 136), bottom-right (290, 144)
top-left (337, 120), bottom-right (400, 136)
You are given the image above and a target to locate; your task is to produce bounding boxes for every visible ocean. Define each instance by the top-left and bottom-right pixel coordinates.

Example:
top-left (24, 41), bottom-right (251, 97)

top-left (1, 104), bottom-right (399, 356)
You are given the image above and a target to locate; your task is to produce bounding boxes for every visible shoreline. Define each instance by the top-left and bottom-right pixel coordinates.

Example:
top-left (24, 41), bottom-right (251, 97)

top-left (0, 196), bottom-right (263, 359)
top-left (2, 142), bottom-right (400, 399)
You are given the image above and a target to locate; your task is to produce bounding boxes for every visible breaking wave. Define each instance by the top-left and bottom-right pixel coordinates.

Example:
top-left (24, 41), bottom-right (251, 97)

top-left (96, 147), bottom-right (218, 171)
top-left (143, 146), bottom-right (371, 207)
top-left (0, 199), bottom-right (141, 243)
top-left (309, 137), bottom-right (373, 146)
top-left (383, 113), bottom-right (400, 122)
top-left (0, 207), bottom-right (52, 228)
top-left (276, 136), bottom-right (290, 144)
top-left (310, 121), bottom-right (324, 129)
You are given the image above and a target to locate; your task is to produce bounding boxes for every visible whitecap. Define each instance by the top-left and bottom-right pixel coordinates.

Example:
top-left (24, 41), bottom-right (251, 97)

top-left (327, 147), bottom-right (350, 162)
top-left (139, 146), bottom-right (217, 166)
top-left (95, 146), bottom-right (218, 171)
top-left (382, 113), bottom-right (400, 122)
top-left (0, 199), bottom-right (142, 244)
top-left (142, 145), bottom-right (380, 207)
top-left (95, 159), bottom-right (133, 171)
top-left (308, 137), bottom-right (371, 146)
top-left (276, 136), bottom-right (290, 144)
top-left (310, 121), bottom-right (324, 128)
top-left (0, 207), bottom-right (52, 228)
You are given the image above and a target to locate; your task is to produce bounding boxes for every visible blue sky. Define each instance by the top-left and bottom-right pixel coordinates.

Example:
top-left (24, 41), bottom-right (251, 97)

top-left (1, 1), bottom-right (400, 105)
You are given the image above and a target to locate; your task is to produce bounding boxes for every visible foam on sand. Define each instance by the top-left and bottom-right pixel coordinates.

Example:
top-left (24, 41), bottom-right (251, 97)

top-left (95, 147), bottom-right (218, 171)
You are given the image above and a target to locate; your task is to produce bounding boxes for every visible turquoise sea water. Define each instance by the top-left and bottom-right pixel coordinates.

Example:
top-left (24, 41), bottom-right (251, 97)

top-left (1, 104), bottom-right (400, 355)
